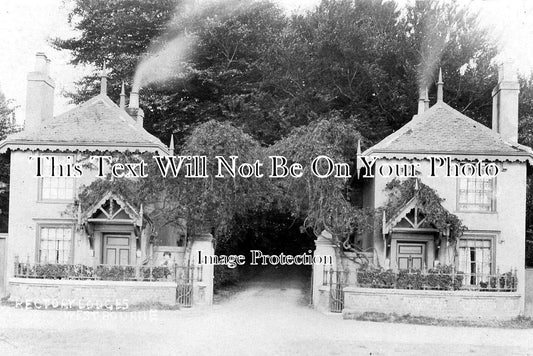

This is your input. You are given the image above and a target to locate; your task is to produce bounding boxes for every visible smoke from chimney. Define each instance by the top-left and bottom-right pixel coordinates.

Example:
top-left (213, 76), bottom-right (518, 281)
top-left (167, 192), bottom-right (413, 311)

top-left (131, 0), bottom-right (251, 92)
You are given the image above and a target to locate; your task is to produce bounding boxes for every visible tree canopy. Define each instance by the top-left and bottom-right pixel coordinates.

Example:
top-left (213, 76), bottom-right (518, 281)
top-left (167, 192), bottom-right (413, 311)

top-left (53, 0), bottom-right (508, 146)
top-left (0, 88), bottom-right (16, 232)
top-left (51, 0), bottom-right (533, 258)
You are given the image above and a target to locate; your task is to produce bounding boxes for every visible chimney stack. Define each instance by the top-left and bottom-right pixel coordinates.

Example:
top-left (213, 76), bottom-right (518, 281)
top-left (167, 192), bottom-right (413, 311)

top-left (492, 62), bottom-right (519, 142)
top-left (126, 90), bottom-right (144, 128)
top-left (119, 82), bottom-right (126, 109)
top-left (417, 89), bottom-right (425, 115)
top-left (25, 52), bottom-right (54, 132)
top-left (169, 134), bottom-right (175, 156)
top-left (100, 63), bottom-right (107, 95)
top-left (437, 68), bottom-right (444, 102)
top-left (424, 87), bottom-right (430, 110)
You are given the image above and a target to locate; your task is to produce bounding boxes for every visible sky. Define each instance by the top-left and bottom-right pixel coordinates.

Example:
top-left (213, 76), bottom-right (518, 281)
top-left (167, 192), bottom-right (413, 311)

top-left (1, 0), bottom-right (533, 125)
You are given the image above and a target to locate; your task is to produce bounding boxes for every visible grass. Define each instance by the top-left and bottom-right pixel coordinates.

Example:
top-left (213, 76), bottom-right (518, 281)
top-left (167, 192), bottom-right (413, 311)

top-left (344, 311), bottom-right (533, 329)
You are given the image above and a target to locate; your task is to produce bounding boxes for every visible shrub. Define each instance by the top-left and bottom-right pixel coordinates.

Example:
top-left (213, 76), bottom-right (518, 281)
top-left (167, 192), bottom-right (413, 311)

top-left (526, 240), bottom-right (533, 267)
top-left (397, 269), bottom-right (424, 289)
top-left (214, 265), bottom-right (240, 290)
top-left (95, 265), bottom-right (135, 281)
top-left (357, 268), bottom-right (395, 287)
top-left (19, 263), bottom-right (173, 281)
top-left (142, 266), bottom-right (171, 280)
top-left (31, 264), bottom-right (95, 279)
top-left (357, 265), bottom-right (465, 290)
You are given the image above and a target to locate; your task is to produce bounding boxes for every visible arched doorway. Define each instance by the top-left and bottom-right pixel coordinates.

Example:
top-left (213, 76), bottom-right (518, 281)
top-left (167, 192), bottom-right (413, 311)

top-left (213, 207), bottom-right (316, 303)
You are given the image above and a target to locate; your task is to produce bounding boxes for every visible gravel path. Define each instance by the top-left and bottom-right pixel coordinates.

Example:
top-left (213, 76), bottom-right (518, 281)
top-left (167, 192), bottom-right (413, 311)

top-left (0, 267), bottom-right (532, 356)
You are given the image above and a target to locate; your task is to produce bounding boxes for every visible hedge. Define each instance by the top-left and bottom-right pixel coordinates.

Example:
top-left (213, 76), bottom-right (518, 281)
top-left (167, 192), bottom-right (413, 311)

top-left (357, 265), bottom-right (464, 290)
top-left (17, 263), bottom-right (172, 281)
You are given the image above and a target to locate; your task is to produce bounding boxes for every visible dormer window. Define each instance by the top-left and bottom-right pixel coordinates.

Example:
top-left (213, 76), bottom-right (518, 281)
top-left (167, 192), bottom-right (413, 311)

top-left (457, 177), bottom-right (496, 212)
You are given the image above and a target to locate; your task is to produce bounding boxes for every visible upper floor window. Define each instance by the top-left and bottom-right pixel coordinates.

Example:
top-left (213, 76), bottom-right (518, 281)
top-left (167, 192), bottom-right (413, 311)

top-left (457, 177), bottom-right (495, 212)
top-left (39, 155), bottom-right (75, 201)
top-left (38, 226), bottom-right (73, 264)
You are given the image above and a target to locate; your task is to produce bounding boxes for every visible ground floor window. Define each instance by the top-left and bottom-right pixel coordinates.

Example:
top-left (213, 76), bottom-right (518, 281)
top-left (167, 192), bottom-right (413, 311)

top-left (458, 238), bottom-right (492, 285)
top-left (38, 226), bottom-right (73, 264)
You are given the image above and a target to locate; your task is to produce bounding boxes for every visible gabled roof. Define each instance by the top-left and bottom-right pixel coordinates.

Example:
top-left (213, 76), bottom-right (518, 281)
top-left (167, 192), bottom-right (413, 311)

top-left (0, 94), bottom-right (169, 154)
top-left (82, 191), bottom-right (142, 226)
top-left (383, 196), bottom-right (436, 234)
top-left (364, 101), bottom-right (533, 162)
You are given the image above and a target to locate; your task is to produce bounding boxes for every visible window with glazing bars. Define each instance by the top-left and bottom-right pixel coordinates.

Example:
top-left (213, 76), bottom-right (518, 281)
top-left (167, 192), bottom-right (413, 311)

top-left (39, 226), bottom-right (72, 264)
top-left (458, 238), bottom-right (492, 285)
top-left (40, 155), bottom-right (75, 200)
top-left (458, 178), bottom-right (495, 212)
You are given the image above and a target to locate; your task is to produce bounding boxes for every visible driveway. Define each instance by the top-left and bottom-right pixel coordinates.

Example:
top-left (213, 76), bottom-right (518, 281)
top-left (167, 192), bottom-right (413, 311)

top-left (0, 267), bottom-right (532, 355)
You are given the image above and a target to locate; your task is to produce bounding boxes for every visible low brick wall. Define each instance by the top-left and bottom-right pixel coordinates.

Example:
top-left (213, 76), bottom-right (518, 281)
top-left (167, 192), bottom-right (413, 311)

top-left (8, 278), bottom-right (176, 307)
top-left (343, 287), bottom-right (522, 320)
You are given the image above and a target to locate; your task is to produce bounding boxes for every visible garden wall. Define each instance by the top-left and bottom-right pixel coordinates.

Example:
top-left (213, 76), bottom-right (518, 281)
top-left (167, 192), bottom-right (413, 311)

top-left (343, 287), bottom-right (522, 320)
top-left (8, 278), bottom-right (176, 307)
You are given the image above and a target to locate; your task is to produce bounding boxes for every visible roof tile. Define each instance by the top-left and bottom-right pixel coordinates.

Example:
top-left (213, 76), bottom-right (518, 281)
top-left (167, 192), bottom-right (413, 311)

top-left (365, 102), bottom-right (533, 161)
top-left (0, 94), bottom-right (168, 154)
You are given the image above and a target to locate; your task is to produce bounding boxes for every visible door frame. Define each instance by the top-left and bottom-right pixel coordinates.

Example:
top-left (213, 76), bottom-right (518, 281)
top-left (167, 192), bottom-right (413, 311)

top-left (390, 231), bottom-right (436, 270)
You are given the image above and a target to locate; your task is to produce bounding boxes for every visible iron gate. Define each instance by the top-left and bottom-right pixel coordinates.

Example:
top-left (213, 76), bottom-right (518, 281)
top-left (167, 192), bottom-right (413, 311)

top-left (175, 264), bottom-right (202, 308)
top-left (323, 267), bottom-right (348, 313)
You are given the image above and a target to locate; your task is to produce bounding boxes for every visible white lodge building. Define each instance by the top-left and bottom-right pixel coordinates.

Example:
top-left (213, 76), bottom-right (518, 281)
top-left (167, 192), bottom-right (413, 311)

top-left (0, 54), bottom-right (214, 306)
top-left (0, 53), bottom-right (168, 269)
top-left (337, 65), bottom-right (533, 317)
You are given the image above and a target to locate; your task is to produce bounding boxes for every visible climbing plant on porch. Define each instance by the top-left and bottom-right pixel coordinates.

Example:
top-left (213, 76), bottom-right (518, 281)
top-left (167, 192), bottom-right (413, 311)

top-left (381, 178), bottom-right (467, 242)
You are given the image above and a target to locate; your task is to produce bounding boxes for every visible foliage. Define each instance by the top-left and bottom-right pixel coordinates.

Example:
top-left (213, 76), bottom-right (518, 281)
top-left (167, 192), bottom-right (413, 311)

top-left (95, 265), bottom-right (136, 281)
top-left (157, 120), bottom-right (265, 239)
top-left (51, 0), bottom-right (533, 264)
top-left (480, 271), bottom-right (518, 291)
top-left (214, 265), bottom-right (240, 290)
top-left (32, 263), bottom-right (91, 279)
top-left (76, 174), bottom-right (145, 212)
top-left (527, 241), bottom-right (533, 268)
top-left (53, 0), bottom-right (507, 147)
top-left (518, 76), bottom-right (533, 237)
top-left (17, 263), bottom-right (171, 281)
top-left (142, 266), bottom-right (172, 280)
top-left (357, 265), bottom-right (517, 291)
top-left (266, 114), bottom-right (375, 249)
top-left (357, 265), bottom-right (464, 290)
top-left (0, 89), bottom-right (17, 233)
top-left (356, 267), bottom-right (396, 287)
top-left (217, 207), bottom-right (314, 257)
top-left (382, 178), bottom-right (467, 241)
top-left (66, 153), bottom-right (157, 227)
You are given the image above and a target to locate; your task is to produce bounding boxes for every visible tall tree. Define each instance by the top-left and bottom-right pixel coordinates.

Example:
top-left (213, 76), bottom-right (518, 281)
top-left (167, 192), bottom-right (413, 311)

top-left (54, 0), bottom-right (505, 146)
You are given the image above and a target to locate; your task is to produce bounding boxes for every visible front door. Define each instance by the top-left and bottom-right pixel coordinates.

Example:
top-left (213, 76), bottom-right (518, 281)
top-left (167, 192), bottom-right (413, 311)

top-left (103, 234), bottom-right (131, 265)
top-left (397, 242), bottom-right (425, 270)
